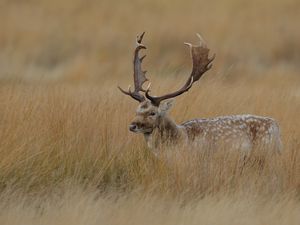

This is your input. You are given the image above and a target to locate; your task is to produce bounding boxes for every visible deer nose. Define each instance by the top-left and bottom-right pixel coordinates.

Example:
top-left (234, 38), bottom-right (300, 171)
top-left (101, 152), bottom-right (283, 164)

top-left (129, 124), bottom-right (137, 132)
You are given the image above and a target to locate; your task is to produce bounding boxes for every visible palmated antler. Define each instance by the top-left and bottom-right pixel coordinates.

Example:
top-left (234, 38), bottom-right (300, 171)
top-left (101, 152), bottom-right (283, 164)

top-left (118, 32), bottom-right (148, 102)
top-left (145, 33), bottom-right (215, 106)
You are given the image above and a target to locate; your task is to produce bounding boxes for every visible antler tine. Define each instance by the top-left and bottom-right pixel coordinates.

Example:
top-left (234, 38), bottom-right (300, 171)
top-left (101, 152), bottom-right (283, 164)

top-left (118, 86), bottom-right (144, 102)
top-left (145, 33), bottom-right (215, 106)
top-left (146, 82), bottom-right (151, 91)
top-left (196, 33), bottom-right (207, 47)
top-left (137, 32), bottom-right (145, 45)
top-left (118, 32), bottom-right (149, 102)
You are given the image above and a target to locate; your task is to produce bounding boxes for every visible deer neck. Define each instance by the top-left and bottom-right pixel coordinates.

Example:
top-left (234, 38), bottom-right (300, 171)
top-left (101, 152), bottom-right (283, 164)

top-left (144, 115), bottom-right (182, 149)
top-left (157, 115), bottom-right (179, 138)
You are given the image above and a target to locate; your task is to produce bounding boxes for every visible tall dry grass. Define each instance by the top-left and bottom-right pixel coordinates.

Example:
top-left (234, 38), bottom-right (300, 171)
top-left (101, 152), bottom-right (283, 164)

top-left (0, 79), bottom-right (299, 224)
top-left (0, 0), bottom-right (299, 224)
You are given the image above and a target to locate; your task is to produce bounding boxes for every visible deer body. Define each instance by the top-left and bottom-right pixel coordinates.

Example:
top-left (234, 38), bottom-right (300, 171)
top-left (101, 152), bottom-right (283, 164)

top-left (133, 101), bottom-right (281, 152)
top-left (119, 33), bottom-right (282, 153)
top-left (182, 115), bottom-right (281, 152)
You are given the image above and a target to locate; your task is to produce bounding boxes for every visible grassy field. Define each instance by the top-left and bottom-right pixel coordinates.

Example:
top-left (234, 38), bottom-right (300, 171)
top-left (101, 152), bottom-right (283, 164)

top-left (0, 0), bottom-right (300, 224)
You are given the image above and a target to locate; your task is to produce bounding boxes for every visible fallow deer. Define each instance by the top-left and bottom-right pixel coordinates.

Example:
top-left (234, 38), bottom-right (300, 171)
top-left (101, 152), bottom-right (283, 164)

top-left (119, 32), bottom-right (282, 153)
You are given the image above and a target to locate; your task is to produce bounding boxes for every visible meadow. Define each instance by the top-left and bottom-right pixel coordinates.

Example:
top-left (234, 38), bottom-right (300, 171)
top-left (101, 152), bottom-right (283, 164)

top-left (0, 0), bottom-right (299, 224)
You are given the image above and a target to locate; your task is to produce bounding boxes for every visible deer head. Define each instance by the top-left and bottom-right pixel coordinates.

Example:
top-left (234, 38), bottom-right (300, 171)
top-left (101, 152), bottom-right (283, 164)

top-left (118, 32), bottom-right (215, 134)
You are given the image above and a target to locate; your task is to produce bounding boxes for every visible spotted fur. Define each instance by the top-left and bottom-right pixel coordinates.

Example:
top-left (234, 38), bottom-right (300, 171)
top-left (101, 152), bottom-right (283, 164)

top-left (182, 115), bottom-right (282, 152)
top-left (129, 101), bottom-right (282, 153)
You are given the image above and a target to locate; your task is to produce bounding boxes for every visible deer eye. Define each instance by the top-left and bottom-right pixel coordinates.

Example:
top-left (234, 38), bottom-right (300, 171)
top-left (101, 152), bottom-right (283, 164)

top-left (149, 112), bottom-right (156, 116)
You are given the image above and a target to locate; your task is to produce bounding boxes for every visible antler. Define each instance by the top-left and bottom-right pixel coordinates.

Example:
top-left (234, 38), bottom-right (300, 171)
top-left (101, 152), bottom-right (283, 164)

top-left (118, 32), bottom-right (148, 102)
top-left (145, 33), bottom-right (215, 106)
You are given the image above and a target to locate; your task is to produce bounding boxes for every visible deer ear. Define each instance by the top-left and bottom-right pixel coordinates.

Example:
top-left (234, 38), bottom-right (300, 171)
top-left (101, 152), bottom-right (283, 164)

top-left (159, 99), bottom-right (175, 113)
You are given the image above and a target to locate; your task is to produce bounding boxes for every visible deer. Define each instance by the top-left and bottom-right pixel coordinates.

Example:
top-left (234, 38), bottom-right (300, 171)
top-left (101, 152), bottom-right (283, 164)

top-left (118, 32), bottom-right (282, 154)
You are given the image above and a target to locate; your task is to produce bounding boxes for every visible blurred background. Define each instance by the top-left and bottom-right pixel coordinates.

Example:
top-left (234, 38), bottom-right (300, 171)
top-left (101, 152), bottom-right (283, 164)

top-left (0, 2), bottom-right (299, 223)
top-left (0, 0), bottom-right (299, 84)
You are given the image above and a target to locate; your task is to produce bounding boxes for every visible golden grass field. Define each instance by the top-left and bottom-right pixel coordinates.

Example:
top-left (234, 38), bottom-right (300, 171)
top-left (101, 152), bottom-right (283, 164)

top-left (0, 0), bottom-right (300, 224)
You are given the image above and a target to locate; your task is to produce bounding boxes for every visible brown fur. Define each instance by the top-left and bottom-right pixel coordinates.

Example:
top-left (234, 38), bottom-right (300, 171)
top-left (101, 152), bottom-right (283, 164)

top-left (129, 101), bottom-right (282, 153)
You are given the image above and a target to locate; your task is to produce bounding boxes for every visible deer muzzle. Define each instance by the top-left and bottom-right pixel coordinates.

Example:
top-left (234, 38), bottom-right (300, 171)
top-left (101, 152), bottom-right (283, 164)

top-left (129, 124), bottom-right (138, 132)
